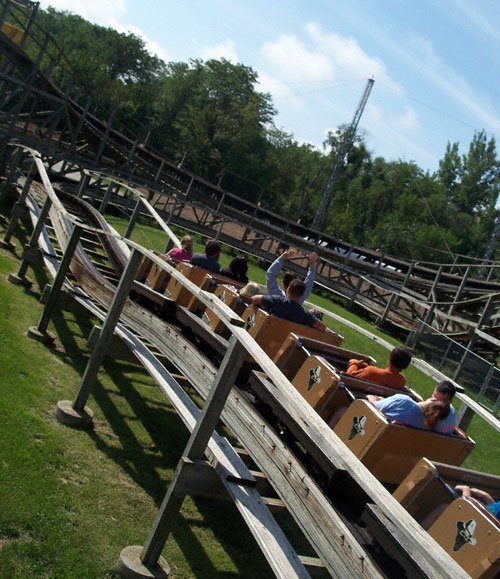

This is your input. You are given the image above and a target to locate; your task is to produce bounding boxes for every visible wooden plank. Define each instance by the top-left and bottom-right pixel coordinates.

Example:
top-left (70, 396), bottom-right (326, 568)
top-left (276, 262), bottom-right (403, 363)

top-left (361, 504), bottom-right (431, 579)
top-left (175, 306), bottom-right (229, 355)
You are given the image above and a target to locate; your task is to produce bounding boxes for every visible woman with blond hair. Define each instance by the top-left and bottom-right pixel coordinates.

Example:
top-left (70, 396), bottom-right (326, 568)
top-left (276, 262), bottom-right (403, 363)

top-left (166, 235), bottom-right (193, 262)
top-left (238, 281), bottom-right (261, 300)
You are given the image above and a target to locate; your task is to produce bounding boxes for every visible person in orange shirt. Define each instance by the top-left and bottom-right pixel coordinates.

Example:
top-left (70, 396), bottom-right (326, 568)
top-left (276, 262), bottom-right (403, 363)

top-left (346, 346), bottom-right (412, 390)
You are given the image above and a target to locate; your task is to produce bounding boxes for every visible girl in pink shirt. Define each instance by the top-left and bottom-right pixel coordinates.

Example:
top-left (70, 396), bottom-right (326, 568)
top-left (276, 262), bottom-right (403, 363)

top-left (166, 235), bottom-right (193, 262)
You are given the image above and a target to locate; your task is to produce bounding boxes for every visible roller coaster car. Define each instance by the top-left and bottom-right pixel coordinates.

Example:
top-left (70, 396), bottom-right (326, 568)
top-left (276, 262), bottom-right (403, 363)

top-left (290, 355), bottom-right (347, 420)
top-left (325, 374), bottom-right (423, 430)
top-left (144, 252), bottom-right (175, 293)
top-left (166, 262), bottom-right (211, 307)
top-left (203, 284), bottom-right (247, 338)
top-left (333, 399), bottom-right (475, 485)
top-left (241, 304), bottom-right (343, 361)
top-left (428, 497), bottom-right (500, 579)
top-left (135, 254), bottom-right (155, 284)
top-left (184, 270), bottom-right (246, 315)
top-left (393, 458), bottom-right (500, 529)
top-left (273, 332), bottom-right (375, 381)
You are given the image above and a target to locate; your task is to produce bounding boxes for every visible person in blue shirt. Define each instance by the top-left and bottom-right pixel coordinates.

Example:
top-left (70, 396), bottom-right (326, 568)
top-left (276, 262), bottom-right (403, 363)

top-left (266, 248), bottom-right (317, 304)
top-left (367, 393), bottom-right (450, 431)
top-left (430, 380), bottom-right (457, 435)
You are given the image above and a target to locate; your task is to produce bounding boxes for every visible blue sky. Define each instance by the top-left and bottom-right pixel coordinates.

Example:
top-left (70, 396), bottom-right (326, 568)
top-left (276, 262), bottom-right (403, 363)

top-left (38, 0), bottom-right (500, 173)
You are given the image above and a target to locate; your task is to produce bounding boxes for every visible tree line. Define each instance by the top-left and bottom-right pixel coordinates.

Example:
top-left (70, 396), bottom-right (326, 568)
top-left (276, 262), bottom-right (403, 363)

top-left (33, 7), bottom-right (500, 265)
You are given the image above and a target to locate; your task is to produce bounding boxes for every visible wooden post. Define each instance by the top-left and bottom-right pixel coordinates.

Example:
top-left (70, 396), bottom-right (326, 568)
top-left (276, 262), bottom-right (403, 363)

top-left (95, 108), bottom-right (116, 163)
top-left (166, 196), bottom-right (178, 226)
top-left (437, 339), bottom-right (454, 370)
top-left (446, 265), bottom-right (470, 321)
top-left (427, 265), bottom-right (443, 300)
top-left (492, 390), bottom-right (500, 417)
top-left (1, 159), bottom-right (36, 249)
top-left (55, 249), bottom-right (143, 428)
top-left (348, 275), bottom-right (363, 310)
top-left (454, 296), bottom-right (494, 381)
top-left (456, 403), bottom-right (475, 432)
top-left (124, 197), bottom-right (142, 239)
top-left (76, 172), bottom-right (90, 199)
top-left (215, 216), bottom-right (225, 241)
top-left (477, 364), bottom-right (496, 405)
top-left (135, 337), bottom-right (248, 569)
top-left (377, 291), bottom-right (396, 327)
top-left (26, 224), bottom-right (83, 345)
top-left (154, 159), bottom-right (165, 183)
top-left (72, 98), bottom-right (92, 155)
top-left (9, 194), bottom-right (52, 286)
top-left (0, 146), bottom-right (22, 205)
top-left (99, 181), bottom-right (115, 214)
top-left (413, 307), bottom-right (435, 349)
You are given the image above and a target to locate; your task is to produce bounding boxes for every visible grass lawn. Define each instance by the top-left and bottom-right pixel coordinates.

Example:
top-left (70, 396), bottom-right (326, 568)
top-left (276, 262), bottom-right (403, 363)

top-left (1, 211), bottom-right (499, 577)
top-left (0, 225), bottom-right (275, 578)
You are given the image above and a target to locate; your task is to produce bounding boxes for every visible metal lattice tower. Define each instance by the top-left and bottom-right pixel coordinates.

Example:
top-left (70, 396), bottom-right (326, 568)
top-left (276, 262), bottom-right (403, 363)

top-left (311, 78), bottom-right (374, 231)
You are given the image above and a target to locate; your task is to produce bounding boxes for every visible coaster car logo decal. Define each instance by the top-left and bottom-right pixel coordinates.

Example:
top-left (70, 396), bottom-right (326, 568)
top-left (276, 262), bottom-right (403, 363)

top-left (307, 365), bottom-right (321, 392)
top-left (453, 519), bottom-right (477, 552)
top-left (246, 313), bottom-right (256, 329)
top-left (349, 415), bottom-right (366, 440)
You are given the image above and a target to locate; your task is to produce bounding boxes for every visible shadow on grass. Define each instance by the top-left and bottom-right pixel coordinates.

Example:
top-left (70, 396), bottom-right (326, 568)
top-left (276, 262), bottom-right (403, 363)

top-left (16, 271), bottom-right (275, 577)
top-left (87, 358), bottom-right (274, 578)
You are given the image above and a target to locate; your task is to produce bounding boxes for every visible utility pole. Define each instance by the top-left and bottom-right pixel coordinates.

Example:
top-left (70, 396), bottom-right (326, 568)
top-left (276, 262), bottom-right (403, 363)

top-left (312, 77), bottom-right (374, 231)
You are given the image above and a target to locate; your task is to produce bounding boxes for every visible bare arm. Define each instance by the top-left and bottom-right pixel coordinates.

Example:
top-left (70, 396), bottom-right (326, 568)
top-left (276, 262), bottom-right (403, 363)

top-left (300, 251), bottom-right (317, 303)
top-left (249, 294), bottom-right (264, 306)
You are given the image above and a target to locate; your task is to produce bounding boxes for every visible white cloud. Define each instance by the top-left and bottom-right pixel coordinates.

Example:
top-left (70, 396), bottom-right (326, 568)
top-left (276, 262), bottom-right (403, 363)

top-left (257, 71), bottom-right (301, 106)
top-left (305, 23), bottom-right (395, 88)
top-left (447, 0), bottom-right (500, 42)
top-left (258, 22), bottom-right (417, 153)
top-left (200, 39), bottom-right (238, 63)
top-left (406, 36), bottom-right (500, 132)
top-left (262, 32), bottom-right (333, 82)
top-left (122, 24), bottom-right (170, 63)
top-left (364, 103), bottom-right (435, 165)
top-left (397, 107), bottom-right (420, 131)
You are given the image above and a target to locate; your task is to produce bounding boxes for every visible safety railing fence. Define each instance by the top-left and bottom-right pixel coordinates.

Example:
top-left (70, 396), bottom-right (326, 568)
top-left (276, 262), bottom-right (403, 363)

top-left (406, 317), bottom-right (500, 415)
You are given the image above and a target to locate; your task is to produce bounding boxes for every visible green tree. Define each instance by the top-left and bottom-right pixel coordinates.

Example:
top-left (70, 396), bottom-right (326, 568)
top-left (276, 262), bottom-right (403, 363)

top-left (35, 7), bottom-right (165, 130)
top-left (153, 58), bottom-right (275, 196)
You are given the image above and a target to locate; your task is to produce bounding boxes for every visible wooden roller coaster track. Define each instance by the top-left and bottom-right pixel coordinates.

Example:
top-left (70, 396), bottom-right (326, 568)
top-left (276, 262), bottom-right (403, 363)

top-left (3, 143), bottom-right (476, 578)
top-left (2, 4), bottom-right (500, 577)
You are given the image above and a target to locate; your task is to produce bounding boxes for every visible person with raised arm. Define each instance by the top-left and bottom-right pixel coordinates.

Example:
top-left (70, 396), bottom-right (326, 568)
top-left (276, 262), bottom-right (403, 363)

top-left (266, 248), bottom-right (317, 304)
top-left (250, 279), bottom-right (329, 332)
